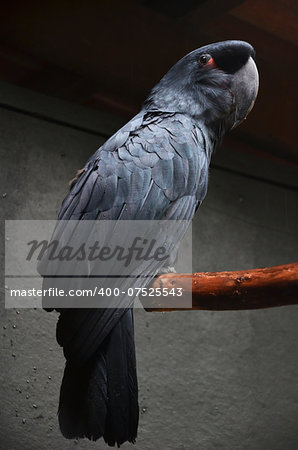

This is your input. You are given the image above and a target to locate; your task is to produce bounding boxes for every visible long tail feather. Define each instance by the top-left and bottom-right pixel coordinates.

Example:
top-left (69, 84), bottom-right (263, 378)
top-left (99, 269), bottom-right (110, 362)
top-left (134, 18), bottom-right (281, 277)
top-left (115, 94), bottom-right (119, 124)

top-left (58, 309), bottom-right (139, 446)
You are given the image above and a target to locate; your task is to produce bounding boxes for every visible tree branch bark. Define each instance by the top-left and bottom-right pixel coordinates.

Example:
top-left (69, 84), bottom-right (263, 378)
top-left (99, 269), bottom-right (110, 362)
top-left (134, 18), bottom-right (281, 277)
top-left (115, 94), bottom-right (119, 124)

top-left (144, 263), bottom-right (298, 312)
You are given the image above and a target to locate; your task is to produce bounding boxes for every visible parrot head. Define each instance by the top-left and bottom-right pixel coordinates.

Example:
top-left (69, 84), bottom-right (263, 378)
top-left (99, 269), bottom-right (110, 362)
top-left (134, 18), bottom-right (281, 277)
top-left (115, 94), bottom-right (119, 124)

top-left (144, 40), bottom-right (259, 134)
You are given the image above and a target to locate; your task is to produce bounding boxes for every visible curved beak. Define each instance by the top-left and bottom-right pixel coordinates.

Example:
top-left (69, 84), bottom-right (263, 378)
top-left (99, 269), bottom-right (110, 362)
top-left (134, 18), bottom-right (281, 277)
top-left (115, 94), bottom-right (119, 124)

top-left (231, 56), bottom-right (259, 129)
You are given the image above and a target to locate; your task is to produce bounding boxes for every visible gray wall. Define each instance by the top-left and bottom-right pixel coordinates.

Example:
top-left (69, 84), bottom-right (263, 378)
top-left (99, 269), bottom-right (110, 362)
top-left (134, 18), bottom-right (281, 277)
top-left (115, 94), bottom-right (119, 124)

top-left (1, 81), bottom-right (298, 450)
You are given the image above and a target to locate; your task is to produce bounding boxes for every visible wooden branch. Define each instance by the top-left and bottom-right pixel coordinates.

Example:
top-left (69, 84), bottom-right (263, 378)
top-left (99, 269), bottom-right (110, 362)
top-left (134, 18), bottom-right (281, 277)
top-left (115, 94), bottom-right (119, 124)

top-left (144, 263), bottom-right (298, 311)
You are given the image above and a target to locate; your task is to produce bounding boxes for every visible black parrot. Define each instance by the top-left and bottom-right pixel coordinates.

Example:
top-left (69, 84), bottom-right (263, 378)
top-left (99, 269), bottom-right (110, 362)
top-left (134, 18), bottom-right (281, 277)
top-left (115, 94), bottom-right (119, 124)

top-left (49, 40), bottom-right (258, 446)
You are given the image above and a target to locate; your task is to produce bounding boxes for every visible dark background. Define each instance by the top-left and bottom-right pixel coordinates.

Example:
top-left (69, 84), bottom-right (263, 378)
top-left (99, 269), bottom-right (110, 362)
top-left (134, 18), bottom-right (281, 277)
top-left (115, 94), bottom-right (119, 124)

top-left (1, 1), bottom-right (298, 449)
top-left (0, 0), bottom-right (297, 163)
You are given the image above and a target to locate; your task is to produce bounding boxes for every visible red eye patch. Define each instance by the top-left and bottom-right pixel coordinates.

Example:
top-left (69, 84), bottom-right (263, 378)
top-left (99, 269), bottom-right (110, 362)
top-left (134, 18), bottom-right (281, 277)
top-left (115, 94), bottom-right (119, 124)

top-left (206, 57), bottom-right (218, 69)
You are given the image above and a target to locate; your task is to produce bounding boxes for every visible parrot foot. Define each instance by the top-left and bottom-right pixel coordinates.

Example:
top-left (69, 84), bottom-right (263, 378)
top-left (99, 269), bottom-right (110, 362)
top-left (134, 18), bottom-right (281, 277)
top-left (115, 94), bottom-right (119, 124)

top-left (157, 266), bottom-right (177, 275)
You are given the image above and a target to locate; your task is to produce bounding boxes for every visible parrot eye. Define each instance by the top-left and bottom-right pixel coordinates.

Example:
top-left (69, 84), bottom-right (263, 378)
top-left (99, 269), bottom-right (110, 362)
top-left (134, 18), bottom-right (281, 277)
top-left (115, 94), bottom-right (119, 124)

top-left (199, 54), bottom-right (211, 67)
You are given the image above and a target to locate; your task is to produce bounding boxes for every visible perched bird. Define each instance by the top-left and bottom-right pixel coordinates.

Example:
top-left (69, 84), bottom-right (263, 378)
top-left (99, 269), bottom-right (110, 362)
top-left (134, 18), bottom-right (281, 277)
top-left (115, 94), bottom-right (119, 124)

top-left (48, 40), bottom-right (258, 446)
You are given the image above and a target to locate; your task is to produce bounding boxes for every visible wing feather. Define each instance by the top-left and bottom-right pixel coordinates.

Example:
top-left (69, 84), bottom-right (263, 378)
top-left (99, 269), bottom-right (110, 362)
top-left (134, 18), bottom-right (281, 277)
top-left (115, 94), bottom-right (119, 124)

top-left (51, 111), bottom-right (209, 365)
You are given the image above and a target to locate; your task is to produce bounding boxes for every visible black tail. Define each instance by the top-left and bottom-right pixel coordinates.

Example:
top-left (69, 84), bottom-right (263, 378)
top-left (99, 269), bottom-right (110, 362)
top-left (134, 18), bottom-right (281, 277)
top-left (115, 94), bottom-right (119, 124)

top-left (58, 309), bottom-right (139, 446)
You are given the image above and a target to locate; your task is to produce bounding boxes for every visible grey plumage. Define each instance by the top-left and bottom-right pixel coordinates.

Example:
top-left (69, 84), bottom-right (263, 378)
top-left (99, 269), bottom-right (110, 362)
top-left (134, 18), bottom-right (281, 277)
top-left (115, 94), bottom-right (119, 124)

top-left (60, 112), bottom-right (207, 222)
top-left (55, 109), bottom-right (208, 446)
top-left (44, 40), bottom-right (259, 447)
